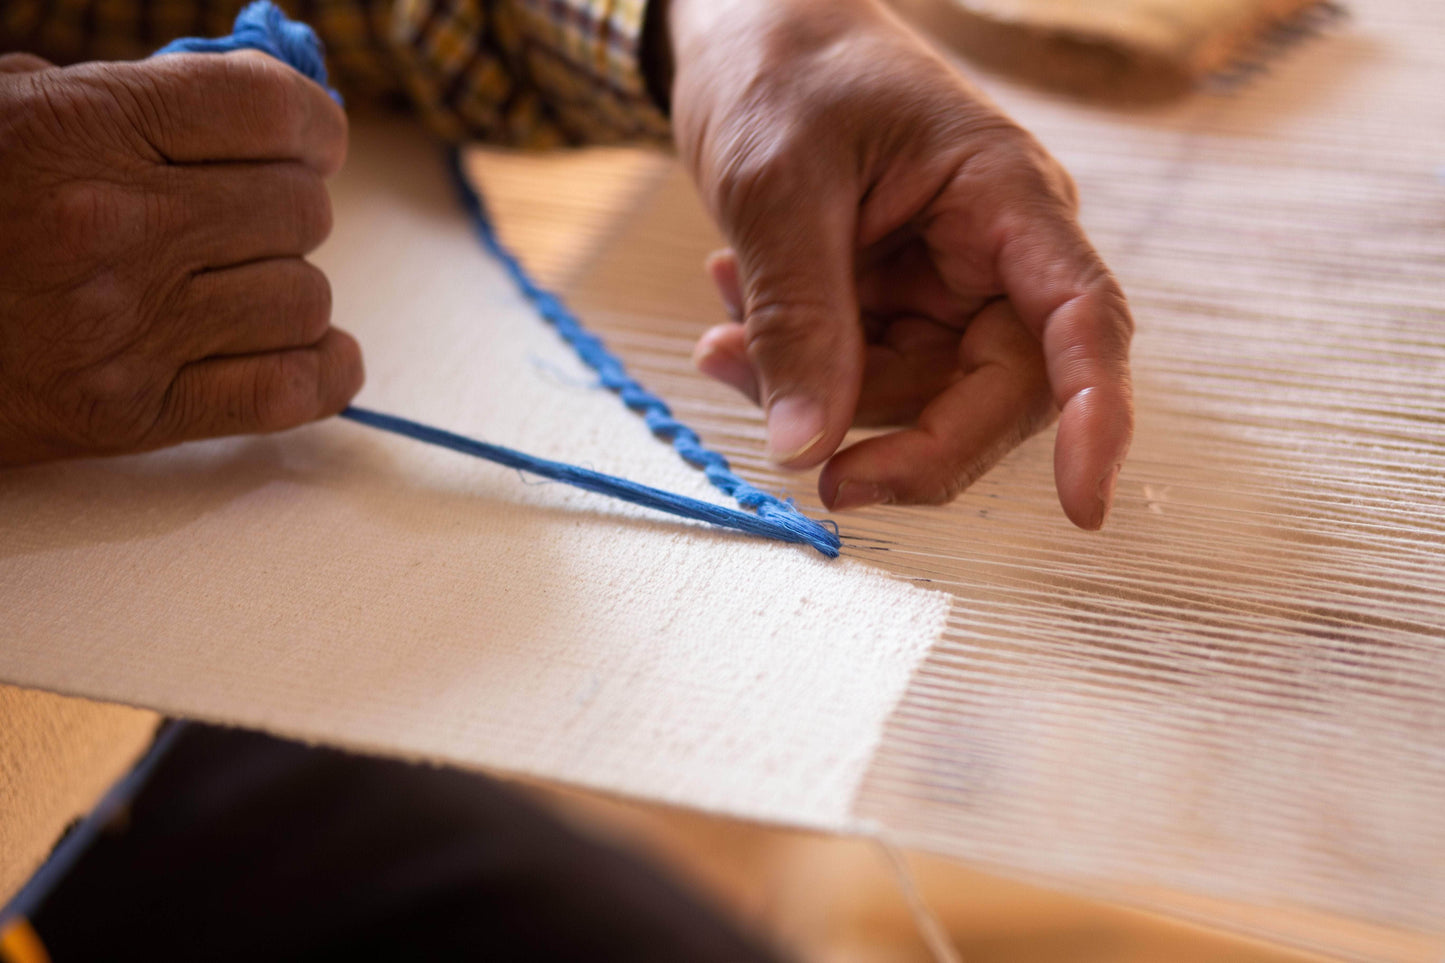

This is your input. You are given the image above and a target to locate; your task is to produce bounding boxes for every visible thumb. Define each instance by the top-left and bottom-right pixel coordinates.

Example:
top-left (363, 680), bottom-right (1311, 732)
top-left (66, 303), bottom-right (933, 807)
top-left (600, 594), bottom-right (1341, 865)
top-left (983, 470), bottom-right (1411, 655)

top-left (727, 177), bottom-right (863, 468)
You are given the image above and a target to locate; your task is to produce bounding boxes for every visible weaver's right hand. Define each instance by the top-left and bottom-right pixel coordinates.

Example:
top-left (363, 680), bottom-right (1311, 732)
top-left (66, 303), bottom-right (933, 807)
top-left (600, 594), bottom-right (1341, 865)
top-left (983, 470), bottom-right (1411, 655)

top-left (0, 49), bottom-right (362, 467)
top-left (664, 0), bottom-right (1134, 529)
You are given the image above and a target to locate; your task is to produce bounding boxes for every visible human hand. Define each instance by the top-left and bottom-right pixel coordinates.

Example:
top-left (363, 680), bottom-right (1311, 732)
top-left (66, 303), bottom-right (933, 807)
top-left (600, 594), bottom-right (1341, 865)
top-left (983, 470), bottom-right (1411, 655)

top-left (0, 50), bottom-right (361, 467)
top-left (662, 0), bottom-right (1133, 528)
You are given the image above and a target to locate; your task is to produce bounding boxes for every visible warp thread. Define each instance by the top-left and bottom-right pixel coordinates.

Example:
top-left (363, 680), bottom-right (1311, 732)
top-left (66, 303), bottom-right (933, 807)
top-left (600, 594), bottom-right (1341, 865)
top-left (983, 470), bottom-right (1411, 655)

top-left (152, 2), bottom-right (841, 557)
top-left (875, 837), bottom-right (967, 963)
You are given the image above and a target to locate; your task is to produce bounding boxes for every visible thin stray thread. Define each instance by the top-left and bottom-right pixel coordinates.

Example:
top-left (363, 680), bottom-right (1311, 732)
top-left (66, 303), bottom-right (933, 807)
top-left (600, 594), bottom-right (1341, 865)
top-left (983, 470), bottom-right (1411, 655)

top-left (876, 837), bottom-right (967, 963)
top-left (153, 2), bottom-right (840, 558)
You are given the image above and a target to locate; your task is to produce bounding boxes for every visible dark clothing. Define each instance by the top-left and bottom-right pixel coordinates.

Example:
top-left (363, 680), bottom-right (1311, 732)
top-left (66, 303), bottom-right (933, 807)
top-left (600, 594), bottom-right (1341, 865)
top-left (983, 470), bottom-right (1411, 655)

top-left (34, 725), bottom-right (787, 962)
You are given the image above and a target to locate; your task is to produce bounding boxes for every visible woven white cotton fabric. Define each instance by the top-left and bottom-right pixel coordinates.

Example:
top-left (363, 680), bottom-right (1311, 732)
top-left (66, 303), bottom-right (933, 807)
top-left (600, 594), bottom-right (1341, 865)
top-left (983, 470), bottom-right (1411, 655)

top-left (0, 121), bottom-right (951, 863)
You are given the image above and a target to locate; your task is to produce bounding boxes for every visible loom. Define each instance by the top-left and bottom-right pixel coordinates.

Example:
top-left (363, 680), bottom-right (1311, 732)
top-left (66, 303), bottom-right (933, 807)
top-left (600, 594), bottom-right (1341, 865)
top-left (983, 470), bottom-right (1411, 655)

top-left (2, 0), bottom-right (1443, 957)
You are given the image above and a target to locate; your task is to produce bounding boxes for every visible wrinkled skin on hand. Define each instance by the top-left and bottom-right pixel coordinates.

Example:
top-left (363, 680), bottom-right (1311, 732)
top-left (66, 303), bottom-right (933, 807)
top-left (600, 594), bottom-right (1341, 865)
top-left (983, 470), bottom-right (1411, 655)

top-left (666, 0), bottom-right (1135, 528)
top-left (0, 50), bottom-right (361, 467)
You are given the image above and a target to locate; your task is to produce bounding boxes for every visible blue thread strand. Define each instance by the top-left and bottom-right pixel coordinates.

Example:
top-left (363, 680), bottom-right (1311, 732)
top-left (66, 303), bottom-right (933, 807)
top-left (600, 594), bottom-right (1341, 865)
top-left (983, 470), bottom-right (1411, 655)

top-left (155, 3), bottom-right (840, 557)
top-left (340, 407), bottom-right (838, 555)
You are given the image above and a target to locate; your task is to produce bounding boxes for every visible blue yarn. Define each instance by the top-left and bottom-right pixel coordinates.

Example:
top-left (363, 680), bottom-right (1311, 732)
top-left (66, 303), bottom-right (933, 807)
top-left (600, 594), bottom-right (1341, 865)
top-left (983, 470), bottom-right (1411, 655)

top-left (155, 3), bottom-right (841, 558)
top-left (341, 407), bottom-right (837, 554)
top-left (438, 151), bottom-right (840, 556)
top-left (155, 1), bottom-right (341, 104)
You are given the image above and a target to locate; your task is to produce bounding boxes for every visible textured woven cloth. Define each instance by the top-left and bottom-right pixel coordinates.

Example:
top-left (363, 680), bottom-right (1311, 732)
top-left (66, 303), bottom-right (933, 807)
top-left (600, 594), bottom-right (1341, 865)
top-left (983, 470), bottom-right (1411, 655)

top-left (0, 121), bottom-right (951, 915)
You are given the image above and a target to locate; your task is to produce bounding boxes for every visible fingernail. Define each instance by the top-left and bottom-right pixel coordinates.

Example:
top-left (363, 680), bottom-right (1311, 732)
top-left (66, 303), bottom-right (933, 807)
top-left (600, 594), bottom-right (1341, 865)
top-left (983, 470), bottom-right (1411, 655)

top-left (832, 480), bottom-right (890, 511)
top-left (1096, 463), bottom-right (1122, 528)
top-left (766, 396), bottom-right (827, 464)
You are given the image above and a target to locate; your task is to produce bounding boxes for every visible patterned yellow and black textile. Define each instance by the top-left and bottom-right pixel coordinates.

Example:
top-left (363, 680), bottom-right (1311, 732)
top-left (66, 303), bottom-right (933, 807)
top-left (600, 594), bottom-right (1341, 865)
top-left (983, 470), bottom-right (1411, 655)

top-left (0, 0), bottom-right (670, 145)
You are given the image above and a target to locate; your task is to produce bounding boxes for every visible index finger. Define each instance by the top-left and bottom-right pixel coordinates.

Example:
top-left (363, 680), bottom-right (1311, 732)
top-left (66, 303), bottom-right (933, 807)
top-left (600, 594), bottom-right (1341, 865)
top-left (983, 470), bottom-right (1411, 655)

top-left (106, 50), bottom-right (347, 174)
top-left (996, 211), bottom-right (1134, 530)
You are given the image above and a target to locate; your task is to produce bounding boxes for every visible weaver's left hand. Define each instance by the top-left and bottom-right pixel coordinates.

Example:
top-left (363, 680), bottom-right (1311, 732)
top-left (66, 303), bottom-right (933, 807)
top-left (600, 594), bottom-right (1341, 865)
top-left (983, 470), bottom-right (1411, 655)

top-left (660, 0), bottom-right (1135, 529)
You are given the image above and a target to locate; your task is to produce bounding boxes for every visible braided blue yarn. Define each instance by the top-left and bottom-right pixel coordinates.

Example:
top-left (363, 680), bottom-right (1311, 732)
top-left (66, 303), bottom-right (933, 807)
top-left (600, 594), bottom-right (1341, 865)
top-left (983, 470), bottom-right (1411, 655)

top-left (154, 3), bottom-right (840, 557)
top-left (442, 151), bottom-right (838, 554)
top-left (155, 1), bottom-right (340, 104)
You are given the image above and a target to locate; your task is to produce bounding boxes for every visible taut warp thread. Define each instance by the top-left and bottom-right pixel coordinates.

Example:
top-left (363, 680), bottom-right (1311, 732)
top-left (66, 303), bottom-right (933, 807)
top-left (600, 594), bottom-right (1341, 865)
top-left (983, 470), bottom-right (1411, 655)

top-left (157, 2), bottom-right (841, 558)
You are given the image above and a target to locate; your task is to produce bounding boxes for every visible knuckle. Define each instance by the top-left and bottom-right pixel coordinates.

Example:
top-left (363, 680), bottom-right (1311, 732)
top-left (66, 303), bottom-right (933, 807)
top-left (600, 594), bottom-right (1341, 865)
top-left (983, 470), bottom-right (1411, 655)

top-left (224, 52), bottom-right (305, 147)
top-left (999, 126), bottom-right (1054, 172)
top-left (67, 358), bottom-right (161, 449)
top-left (1047, 159), bottom-right (1081, 210)
top-left (108, 64), bottom-right (183, 159)
top-left (973, 126), bottom-right (1069, 204)
top-left (282, 261), bottom-right (332, 344)
top-left (743, 298), bottom-right (832, 366)
top-left (328, 110), bottom-right (349, 172)
top-left (10, 64), bottom-right (144, 164)
top-left (922, 440), bottom-right (1021, 506)
top-left (320, 331), bottom-right (364, 410)
top-left (274, 165), bottom-right (332, 249)
top-left (301, 174), bottom-right (333, 246)
top-left (1101, 282), bottom-right (1135, 345)
top-left (895, 461), bottom-right (973, 508)
top-left (78, 359), bottom-right (143, 408)
top-left (153, 370), bottom-right (202, 439)
top-left (1012, 161), bottom-right (1062, 210)
top-left (0, 52), bottom-right (52, 73)
top-left (712, 131), bottom-right (809, 226)
top-left (253, 351), bottom-right (320, 430)
top-left (1079, 267), bottom-right (1135, 350)
top-left (925, 477), bottom-right (967, 506)
top-left (49, 272), bottom-right (137, 356)
top-left (43, 181), bottom-right (126, 261)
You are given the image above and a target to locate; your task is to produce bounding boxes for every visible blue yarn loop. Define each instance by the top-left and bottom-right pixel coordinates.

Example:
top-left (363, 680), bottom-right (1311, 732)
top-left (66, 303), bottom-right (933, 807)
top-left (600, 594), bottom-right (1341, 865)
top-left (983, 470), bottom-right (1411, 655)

top-left (155, 3), bottom-right (840, 557)
top-left (154, 1), bottom-right (341, 104)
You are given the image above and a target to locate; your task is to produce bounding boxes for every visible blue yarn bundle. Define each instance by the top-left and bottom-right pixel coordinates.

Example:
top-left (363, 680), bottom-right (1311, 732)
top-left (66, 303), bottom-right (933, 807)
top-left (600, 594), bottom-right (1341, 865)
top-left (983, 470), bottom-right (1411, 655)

top-left (154, 3), bottom-right (841, 558)
top-left (155, 1), bottom-right (340, 103)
